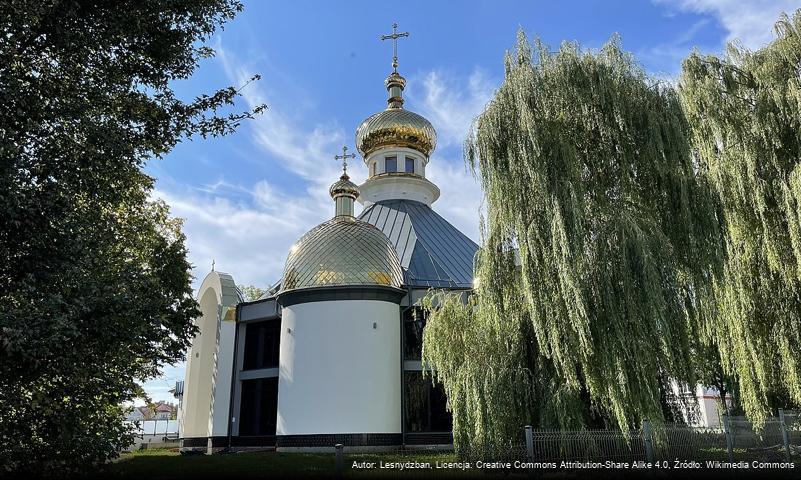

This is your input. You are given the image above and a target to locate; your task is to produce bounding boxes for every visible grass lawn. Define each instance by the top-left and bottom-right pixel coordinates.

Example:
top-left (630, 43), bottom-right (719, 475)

top-left (105, 447), bottom-right (479, 478)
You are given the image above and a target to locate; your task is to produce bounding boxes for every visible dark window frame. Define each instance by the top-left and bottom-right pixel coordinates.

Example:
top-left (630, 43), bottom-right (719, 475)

top-left (238, 377), bottom-right (278, 436)
top-left (243, 319), bottom-right (281, 370)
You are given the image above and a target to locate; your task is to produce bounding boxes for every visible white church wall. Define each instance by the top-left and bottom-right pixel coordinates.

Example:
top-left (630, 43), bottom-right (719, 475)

top-left (277, 299), bottom-right (401, 436)
top-left (209, 318), bottom-right (236, 437)
top-left (180, 271), bottom-right (241, 447)
top-left (182, 288), bottom-right (218, 439)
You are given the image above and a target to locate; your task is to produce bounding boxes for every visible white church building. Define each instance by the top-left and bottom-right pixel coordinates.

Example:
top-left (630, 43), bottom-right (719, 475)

top-left (179, 33), bottom-right (477, 452)
top-left (178, 27), bottom-right (733, 454)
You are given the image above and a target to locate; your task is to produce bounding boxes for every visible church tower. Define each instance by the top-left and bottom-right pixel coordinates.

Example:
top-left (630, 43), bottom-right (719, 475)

top-left (355, 23), bottom-right (440, 207)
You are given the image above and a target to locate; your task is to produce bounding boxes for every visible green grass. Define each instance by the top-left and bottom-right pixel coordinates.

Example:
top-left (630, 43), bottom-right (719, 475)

top-left (108, 448), bottom-right (333, 477)
top-left (105, 448), bottom-right (478, 478)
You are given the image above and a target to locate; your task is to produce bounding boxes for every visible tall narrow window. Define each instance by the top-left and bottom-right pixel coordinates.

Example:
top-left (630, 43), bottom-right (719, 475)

top-left (243, 320), bottom-right (281, 370)
top-left (238, 377), bottom-right (278, 436)
top-left (405, 157), bottom-right (415, 173)
top-left (370, 162), bottom-right (376, 176)
top-left (404, 371), bottom-right (453, 432)
top-left (385, 156), bottom-right (397, 172)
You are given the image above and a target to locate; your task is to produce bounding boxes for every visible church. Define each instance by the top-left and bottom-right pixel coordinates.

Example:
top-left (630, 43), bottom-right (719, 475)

top-left (179, 25), bottom-right (478, 453)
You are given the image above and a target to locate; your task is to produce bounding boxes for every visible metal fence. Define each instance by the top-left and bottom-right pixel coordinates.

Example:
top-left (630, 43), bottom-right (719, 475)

top-left (517, 410), bottom-right (800, 466)
top-left (124, 419), bottom-right (179, 436)
top-left (333, 410), bottom-right (799, 476)
top-left (122, 419), bottom-right (180, 451)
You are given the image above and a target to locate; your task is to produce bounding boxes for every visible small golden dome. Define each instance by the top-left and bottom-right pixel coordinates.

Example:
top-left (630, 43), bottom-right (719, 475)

top-left (329, 173), bottom-right (359, 198)
top-left (355, 109), bottom-right (437, 158)
top-left (281, 216), bottom-right (403, 292)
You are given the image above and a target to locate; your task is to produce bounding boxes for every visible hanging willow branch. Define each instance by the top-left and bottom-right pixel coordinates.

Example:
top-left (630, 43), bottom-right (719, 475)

top-left (679, 10), bottom-right (801, 425)
top-left (422, 32), bottom-right (723, 452)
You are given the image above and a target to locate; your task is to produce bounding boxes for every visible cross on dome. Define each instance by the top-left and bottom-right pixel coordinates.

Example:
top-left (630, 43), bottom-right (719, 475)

top-left (334, 145), bottom-right (356, 175)
top-left (380, 22), bottom-right (409, 73)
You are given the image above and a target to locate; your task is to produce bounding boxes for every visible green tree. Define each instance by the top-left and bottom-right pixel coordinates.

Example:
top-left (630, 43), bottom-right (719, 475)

top-left (422, 32), bottom-right (722, 452)
top-left (239, 284), bottom-right (266, 302)
top-left (679, 9), bottom-right (801, 425)
top-left (0, 1), bottom-right (263, 474)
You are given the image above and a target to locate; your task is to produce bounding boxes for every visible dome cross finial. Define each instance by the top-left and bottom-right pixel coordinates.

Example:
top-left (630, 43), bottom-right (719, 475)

top-left (334, 145), bottom-right (356, 176)
top-left (380, 22), bottom-right (409, 73)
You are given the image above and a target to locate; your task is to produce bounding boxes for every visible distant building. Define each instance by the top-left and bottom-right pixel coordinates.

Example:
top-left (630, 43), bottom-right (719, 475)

top-left (125, 407), bottom-right (147, 422)
top-left (671, 381), bottom-right (734, 428)
top-left (126, 402), bottom-right (176, 421)
top-left (153, 402), bottom-right (174, 420)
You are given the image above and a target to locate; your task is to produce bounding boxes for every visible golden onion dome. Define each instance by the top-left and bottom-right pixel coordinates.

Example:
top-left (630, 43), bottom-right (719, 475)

top-left (356, 109), bottom-right (437, 158)
top-left (355, 72), bottom-right (437, 158)
top-left (328, 173), bottom-right (359, 197)
top-left (280, 216), bottom-right (403, 292)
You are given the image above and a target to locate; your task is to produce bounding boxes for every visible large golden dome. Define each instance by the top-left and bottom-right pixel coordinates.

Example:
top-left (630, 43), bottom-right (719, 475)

top-left (280, 216), bottom-right (403, 292)
top-left (355, 72), bottom-right (437, 158)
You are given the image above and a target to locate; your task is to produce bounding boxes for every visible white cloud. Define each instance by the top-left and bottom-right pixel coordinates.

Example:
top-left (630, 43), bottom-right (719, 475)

top-left (402, 68), bottom-right (495, 243)
top-left (654, 0), bottom-right (800, 50)
top-left (216, 39), bottom-right (351, 189)
top-left (408, 69), bottom-right (496, 149)
top-left (156, 182), bottom-right (327, 292)
top-left (427, 159), bottom-right (483, 244)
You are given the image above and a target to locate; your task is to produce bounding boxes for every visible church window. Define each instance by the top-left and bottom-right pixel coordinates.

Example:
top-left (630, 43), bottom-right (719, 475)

top-left (370, 162), bottom-right (376, 176)
top-left (385, 156), bottom-right (397, 172)
top-left (243, 320), bottom-right (281, 370)
top-left (404, 371), bottom-right (452, 433)
top-left (405, 157), bottom-right (415, 173)
top-left (238, 377), bottom-right (278, 436)
top-left (403, 307), bottom-right (425, 360)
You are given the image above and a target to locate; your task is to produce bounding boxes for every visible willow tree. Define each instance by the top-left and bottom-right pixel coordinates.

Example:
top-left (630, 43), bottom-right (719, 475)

top-left (679, 10), bottom-right (801, 424)
top-left (422, 33), bottom-right (722, 451)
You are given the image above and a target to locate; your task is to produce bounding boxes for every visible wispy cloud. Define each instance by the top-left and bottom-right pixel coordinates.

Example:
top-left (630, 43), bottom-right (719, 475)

top-left (637, 18), bottom-right (711, 79)
top-left (426, 159), bottom-right (482, 243)
top-left (408, 69), bottom-right (496, 149)
top-left (155, 182), bottom-right (326, 292)
top-left (654, 0), bottom-right (799, 50)
top-left (403, 67), bottom-right (496, 242)
top-left (215, 38), bottom-right (350, 188)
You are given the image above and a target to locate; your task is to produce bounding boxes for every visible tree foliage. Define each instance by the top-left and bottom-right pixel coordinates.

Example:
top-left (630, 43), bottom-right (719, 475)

top-left (0, 0), bottom-right (262, 473)
top-left (422, 32), bottom-right (722, 451)
top-left (679, 10), bottom-right (801, 424)
top-left (239, 284), bottom-right (266, 302)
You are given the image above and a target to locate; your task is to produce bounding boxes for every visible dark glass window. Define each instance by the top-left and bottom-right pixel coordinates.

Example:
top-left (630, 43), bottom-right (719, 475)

top-left (403, 308), bottom-right (425, 360)
top-left (405, 157), bottom-right (415, 173)
top-left (404, 371), bottom-right (452, 433)
top-left (370, 162), bottom-right (376, 176)
top-left (243, 320), bottom-right (280, 370)
top-left (238, 377), bottom-right (278, 436)
top-left (385, 156), bottom-right (397, 172)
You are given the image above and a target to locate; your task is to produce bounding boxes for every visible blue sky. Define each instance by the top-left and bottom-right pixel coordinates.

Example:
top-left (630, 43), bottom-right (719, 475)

top-left (140, 0), bottom-right (801, 403)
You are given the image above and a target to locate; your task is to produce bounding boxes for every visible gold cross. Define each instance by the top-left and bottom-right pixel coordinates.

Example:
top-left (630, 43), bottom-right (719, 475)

top-left (380, 22), bottom-right (409, 72)
top-left (334, 146), bottom-right (356, 175)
